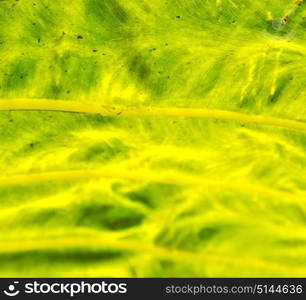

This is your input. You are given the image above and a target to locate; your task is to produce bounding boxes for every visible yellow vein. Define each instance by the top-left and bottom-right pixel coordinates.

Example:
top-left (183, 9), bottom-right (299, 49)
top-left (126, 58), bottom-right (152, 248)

top-left (0, 99), bottom-right (306, 132)
top-left (0, 236), bottom-right (304, 275)
top-left (0, 169), bottom-right (304, 204)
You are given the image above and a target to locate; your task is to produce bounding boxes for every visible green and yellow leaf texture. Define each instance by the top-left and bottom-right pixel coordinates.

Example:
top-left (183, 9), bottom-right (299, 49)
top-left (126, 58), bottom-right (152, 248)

top-left (0, 0), bottom-right (306, 277)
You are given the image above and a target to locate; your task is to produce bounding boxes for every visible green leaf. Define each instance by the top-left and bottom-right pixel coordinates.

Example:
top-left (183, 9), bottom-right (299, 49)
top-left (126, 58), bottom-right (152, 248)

top-left (0, 0), bottom-right (306, 277)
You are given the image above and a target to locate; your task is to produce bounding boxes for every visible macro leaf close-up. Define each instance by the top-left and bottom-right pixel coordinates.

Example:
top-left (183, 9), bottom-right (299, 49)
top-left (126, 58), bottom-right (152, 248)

top-left (0, 0), bottom-right (306, 277)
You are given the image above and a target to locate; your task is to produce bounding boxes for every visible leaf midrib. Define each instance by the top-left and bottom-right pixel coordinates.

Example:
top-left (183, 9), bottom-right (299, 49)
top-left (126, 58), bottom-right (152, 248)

top-left (0, 98), bottom-right (305, 132)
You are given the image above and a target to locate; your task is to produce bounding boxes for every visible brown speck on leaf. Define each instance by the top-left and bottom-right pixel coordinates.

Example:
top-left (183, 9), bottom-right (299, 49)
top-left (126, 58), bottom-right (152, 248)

top-left (281, 15), bottom-right (289, 25)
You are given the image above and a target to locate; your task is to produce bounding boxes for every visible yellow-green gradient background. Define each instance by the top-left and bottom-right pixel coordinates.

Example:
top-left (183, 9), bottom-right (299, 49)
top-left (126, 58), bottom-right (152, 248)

top-left (0, 0), bottom-right (306, 277)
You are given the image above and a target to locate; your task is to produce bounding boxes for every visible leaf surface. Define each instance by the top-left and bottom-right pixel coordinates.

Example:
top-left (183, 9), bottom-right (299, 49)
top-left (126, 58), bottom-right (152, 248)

top-left (0, 0), bottom-right (306, 277)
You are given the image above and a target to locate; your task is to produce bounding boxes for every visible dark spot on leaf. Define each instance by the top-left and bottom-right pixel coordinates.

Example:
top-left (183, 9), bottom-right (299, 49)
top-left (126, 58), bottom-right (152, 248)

top-left (128, 54), bottom-right (151, 83)
top-left (198, 226), bottom-right (220, 241)
top-left (76, 204), bottom-right (144, 230)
